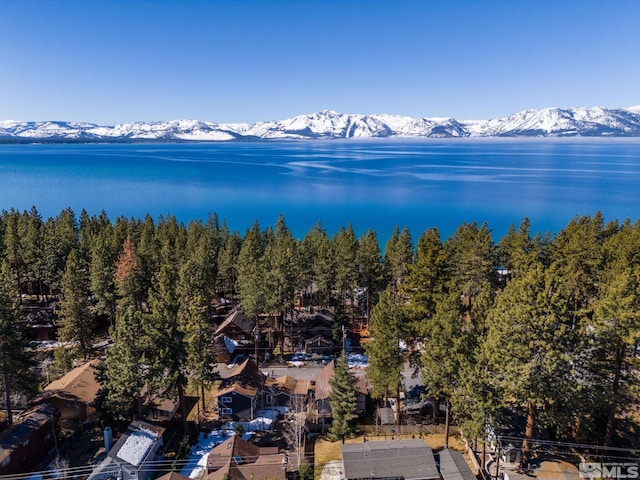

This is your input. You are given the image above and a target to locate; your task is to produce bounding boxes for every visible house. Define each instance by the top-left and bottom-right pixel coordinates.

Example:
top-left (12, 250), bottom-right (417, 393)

top-left (264, 374), bottom-right (310, 408)
top-left (214, 308), bottom-right (256, 362)
top-left (155, 472), bottom-right (191, 480)
top-left (107, 419), bottom-right (165, 480)
top-left (31, 359), bottom-right (102, 429)
top-left (205, 434), bottom-right (286, 480)
top-left (341, 439), bottom-right (439, 480)
top-left (313, 360), bottom-right (367, 418)
top-left (438, 448), bottom-right (477, 480)
top-left (296, 309), bottom-right (334, 338)
top-left (216, 358), bottom-right (265, 420)
top-left (0, 404), bottom-right (60, 475)
top-left (214, 308), bottom-right (254, 341)
top-left (304, 334), bottom-right (334, 355)
top-left (286, 308), bottom-right (335, 353)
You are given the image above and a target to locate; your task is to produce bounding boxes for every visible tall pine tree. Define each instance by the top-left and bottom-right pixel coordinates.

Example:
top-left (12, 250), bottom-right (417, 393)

top-left (328, 350), bottom-right (358, 442)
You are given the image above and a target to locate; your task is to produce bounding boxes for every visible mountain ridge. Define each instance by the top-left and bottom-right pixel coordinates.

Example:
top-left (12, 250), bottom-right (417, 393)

top-left (1, 105), bottom-right (639, 142)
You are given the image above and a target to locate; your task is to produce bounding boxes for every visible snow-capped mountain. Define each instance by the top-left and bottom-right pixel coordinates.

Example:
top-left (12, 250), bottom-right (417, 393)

top-left (1, 106), bottom-right (639, 142)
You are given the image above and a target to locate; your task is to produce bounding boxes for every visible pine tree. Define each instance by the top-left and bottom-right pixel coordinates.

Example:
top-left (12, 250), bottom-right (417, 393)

top-left (366, 289), bottom-right (404, 405)
top-left (96, 305), bottom-right (148, 420)
top-left (483, 262), bottom-right (572, 467)
top-left (328, 350), bottom-right (358, 442)
top-left (90, 229), bottom-right (118, 319)
top-left (301, 223), bottom-right (334, 307)
top-left (332, 225), bottom-right (358, 306)
top-left (403, 227), bottom-right (448, 337)
top-left (384, 225), bottom-right (413, 293)
top-left (179, 257), bottom-right (219, 412)
top-left (3, 210), bottom-right (25, 297)
top-left (217, 231), bottom-right (241, 301)
top-left (41, 208), bottom-right (79, 294)
top-left (0, 261), bottom-right (37, 424)
top-left (444, 221), bottom-right (496, 319)
top-left (237, 222), bottom-right (266, 362)
top-left (58, 249), bottom-right (94, 359)
top-left (497, 218), bottom-right (545, 280)
top-left (357, 230), bottom-right (384, 317)
top-left (590, 223), bottom-right (640, 446)
top-left (146, 264), bottom-right (189, 431)
top-left (263, 216), bottom-right (299, 354)
top-left (115, 235), bottom-right (145, 308)
top-left (237, 222), bottom-right (266, 318)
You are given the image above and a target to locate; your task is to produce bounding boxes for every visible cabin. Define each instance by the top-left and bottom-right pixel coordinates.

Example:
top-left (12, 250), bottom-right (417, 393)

top-left (215, 358), bottom-right (265, 420)
top-left (205, 435), bottom-right (286, 480)
top-left (214, 308), bottom-right (254, 342)
top-left (304, 334), bottom-right (335, 355)
top-left (0, 404), bottom-right (60, 475)
top-left (264, 374), bottom-right (310, 408)
top-left (214, 308), bottom-right (256, 362)
top-left (107, 420), bottom-right (165, 480)
top-left (341, 439), bottom-right (439, 480)
top-left (31, 359), bottom-right (101, 429)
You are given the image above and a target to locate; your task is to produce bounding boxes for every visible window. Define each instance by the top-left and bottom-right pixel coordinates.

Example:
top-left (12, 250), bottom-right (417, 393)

top-left (221, 396), bottom-right (232, 403)
top-left (222, 408), bottom-right (233, 415)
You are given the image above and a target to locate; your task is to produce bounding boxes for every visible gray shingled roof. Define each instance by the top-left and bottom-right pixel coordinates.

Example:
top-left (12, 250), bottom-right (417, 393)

top-left (341, 439), bottom-right (439, 480)
top-left (439, 448), bottom-right (477, 480)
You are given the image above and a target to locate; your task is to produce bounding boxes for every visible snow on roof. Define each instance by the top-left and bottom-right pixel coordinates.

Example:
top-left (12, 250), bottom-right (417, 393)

top-left (116, 426), bottom-right (159, 467)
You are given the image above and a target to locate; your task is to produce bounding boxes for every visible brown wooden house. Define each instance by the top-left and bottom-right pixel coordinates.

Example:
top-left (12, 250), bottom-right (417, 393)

top-left (0, 404), bottom-right (60, 475)
top-left (205, 435), bottom-right (286, 480)
top-left (31, 359), bottom-right (101, 429)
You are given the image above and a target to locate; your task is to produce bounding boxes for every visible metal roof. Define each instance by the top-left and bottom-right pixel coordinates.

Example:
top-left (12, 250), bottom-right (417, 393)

top-left (341, 439), bottom-right (439, 480)
top-left (439, 448), bottom-right (477, 480)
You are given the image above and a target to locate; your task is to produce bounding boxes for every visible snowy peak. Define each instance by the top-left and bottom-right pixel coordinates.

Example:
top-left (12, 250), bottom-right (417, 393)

top-left (477, 106), bottom-right (640, 137)
top-left (1, 106), bottom-right (639, 141)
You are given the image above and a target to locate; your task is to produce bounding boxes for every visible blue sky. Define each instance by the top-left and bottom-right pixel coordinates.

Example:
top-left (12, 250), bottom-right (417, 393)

top-left (1, 0), bottom-right (638, 125)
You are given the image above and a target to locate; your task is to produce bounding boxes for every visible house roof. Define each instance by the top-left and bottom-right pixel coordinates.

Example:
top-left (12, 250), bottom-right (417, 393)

top-left (439, 448), bottom-right (476, 480)
top-left (314, 360), bottom-right (367, 400)
top-left (214, 308), bottom-right (254, 337)
top-left (156, 471), bottom-right (191, 480)
top-left (341, 439), bottom-right (439, 480)
top-left (266, 374), bottom-right (310, 396)
top-left (41, 359), bottom-right (102, 405)
top-left (216, 383), bottom-right (259, 399)
top-left (0, 404), bottom-right (59, 465)
top-left (206, 435), bottom-right (285, 480)
top-left (305, 334), bottom-right (334, 345)
top-left (376, 406), bottom-right (396, 425)
top-left (207, 435), bottom-right (260, 470)
top-left (217, 359), bottom-right (264, 399)
top-left (108, 419), bottom-right (165, 468)
top-left (295, 309), bottom-right (334, 331)
top-left (229, 358), bottom-right (262, 379)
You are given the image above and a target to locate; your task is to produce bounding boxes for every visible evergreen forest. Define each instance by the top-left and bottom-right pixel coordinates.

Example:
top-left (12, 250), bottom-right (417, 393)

top-left (0, 206), bottom-right (638, 455)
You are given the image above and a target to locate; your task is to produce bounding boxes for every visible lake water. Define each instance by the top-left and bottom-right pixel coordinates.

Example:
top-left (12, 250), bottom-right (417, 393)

top-left (1, 139), bottom-right (639, 241)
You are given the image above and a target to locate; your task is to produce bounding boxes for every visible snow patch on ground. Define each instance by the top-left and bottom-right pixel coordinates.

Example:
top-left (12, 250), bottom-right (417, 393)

top-left (179, 410), bottom-right (287, 479)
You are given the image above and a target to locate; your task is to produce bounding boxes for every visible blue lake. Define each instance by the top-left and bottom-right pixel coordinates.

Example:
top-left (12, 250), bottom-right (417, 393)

top-left (1, 139), bottom-right (639, 241)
